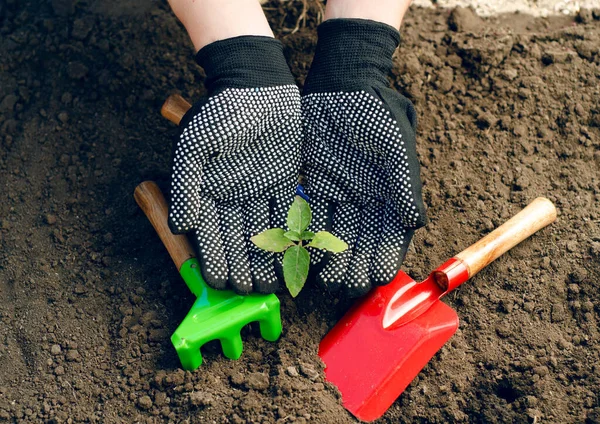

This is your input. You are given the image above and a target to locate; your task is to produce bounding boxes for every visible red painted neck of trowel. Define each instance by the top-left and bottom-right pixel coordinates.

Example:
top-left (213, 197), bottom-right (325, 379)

top-left (430, 257), bottom-right (470, 296)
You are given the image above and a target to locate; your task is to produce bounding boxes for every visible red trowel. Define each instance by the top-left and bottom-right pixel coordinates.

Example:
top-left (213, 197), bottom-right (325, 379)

top-left (319, 197), bottom-right (557, 421)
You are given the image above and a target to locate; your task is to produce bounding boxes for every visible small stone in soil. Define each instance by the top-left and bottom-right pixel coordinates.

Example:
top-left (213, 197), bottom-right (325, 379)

top-left (50, 344), bottom-right (61, 355)
top-left (286, 366), bottom-right (299, 377)
top-left (46, 214), bottom-right (57, 225)
top-left (501, 68), bottom-right (518, 81)
top-left (299, 363), bottom-right (319, 381)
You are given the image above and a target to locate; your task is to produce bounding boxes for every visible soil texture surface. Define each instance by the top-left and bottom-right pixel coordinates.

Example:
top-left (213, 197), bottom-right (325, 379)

top-left (1, 1), bottom-right (599, 423)
top-left (413, 0), bottom-right (600, 17)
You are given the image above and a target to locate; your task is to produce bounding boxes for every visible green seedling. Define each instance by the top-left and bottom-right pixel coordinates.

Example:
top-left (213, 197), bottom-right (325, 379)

top-left (251, 196), bottom-right (348, 297)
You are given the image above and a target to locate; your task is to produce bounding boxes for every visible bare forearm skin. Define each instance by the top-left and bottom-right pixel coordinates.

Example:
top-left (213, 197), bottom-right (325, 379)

top-left (168, 0), bottom-right (274, 52)
top-left (324, 0), bottom-right (412, 30)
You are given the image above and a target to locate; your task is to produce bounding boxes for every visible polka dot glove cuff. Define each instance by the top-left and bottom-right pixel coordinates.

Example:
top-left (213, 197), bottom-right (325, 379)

top-left (302, 19), bottom-right (427, 297)
top-left (169, 36), bottom-right (301, 294)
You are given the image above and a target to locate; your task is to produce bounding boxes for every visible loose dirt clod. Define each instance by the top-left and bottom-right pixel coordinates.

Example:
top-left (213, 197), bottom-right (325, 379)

top-left (448, 6), bottom-right (483, 32)
top-left (137, 395), bottom-right (153, 410)
top-left (245, 372), bottom-right (270, 391)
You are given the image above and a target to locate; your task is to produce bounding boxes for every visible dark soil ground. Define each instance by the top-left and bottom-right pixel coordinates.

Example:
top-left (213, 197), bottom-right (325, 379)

top-left (1, 1), bottom-right (600, 422)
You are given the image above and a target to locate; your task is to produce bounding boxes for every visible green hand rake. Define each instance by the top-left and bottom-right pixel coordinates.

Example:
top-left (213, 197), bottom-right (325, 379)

top-left (134, 181), bottom-right (282, 371)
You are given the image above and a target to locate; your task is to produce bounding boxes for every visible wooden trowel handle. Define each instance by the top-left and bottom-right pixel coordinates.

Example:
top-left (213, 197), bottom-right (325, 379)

top-left (161, 94), bottom-right (191, 125)
top-left (455, 197), bottom-right (556, 278)
top-left (134, 181), bottom-right (196, 271)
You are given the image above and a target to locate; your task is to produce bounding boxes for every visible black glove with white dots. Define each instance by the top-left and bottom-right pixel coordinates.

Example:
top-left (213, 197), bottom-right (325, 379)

top-left (302, 19), bottom-right (427, 297)
top-left (169, 36), bottom-right (301, 294)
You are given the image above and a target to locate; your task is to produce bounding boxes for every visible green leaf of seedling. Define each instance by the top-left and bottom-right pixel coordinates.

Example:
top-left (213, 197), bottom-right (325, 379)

top-left (283, 245), bottom-right (310, 298)
top-left (283, 231), bottom-right (301, 242)
top-left (300, 231), bottom-right (315, 241)
top-left (251, 228), bottom-right (294, 253)
top-left (306, 231), bottom-right (348, 253)
top-left (287, 196), bottom-right (312, 234)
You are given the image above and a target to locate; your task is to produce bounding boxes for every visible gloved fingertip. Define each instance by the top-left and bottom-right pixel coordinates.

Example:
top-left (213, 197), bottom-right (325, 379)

top-left (315, 248), bottom-right (352, 293)
top-left (342, 258), bottom-right (373, 298)
top-left (229, 276), bottom-right (254, 295)
top-left (199, 264), bottom-right (229, 290)
top-left (370, 226), bottom-right (413, 286)
top-left (315, 273), bottom-right (343, 293)
top-left (273, 253), bottom-right (284, 280)
top-left (225, 254), bottom-right (253, 294)
top-left (369, 250), bottom-right (401, 286)
top-left (167, 216), bottom-right (187, 235)
top-left (269, 190), bottom-right (295, 229)
top-left (249, 255), bottom-right (279, 294)
top-left (253, 277), bottom-right (279, 294)
top-left (371, 271), bottom-right (396, 287)
top-left (308, 249), bottom-right (331, 268)
top-left (342, 279), bottom-right (372, 298)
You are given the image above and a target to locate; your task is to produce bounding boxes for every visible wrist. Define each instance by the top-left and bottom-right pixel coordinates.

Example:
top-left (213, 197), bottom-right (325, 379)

top-left (324, 0), bottom-right (412, 30)
top-left (168, 0), bottom-right (274, 51)
top-left (303, 19), bottom-right (400, 94)
top-left (196, 36), bottom-right (295, 95)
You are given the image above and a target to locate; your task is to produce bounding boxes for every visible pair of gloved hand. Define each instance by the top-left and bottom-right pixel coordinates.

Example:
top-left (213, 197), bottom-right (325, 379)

top-left (169, 19), bottom-right (427, 298)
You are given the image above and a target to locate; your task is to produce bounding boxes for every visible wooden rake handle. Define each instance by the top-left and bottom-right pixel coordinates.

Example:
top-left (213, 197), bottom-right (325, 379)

top-left (132, 97), bottom-right (194, 269)
top-left (455, 197), bottom-right (557, 278)
top-left (134, 181), bottom-right (196, 271)
top-left (161, 94), bottom-right (191, 125)
top-left (132, 95), bottom-right (193, 269)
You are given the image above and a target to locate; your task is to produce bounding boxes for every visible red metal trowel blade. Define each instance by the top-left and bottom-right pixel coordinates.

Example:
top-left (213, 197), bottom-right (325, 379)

top-left (319, 271), bottom-right (459, 422)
